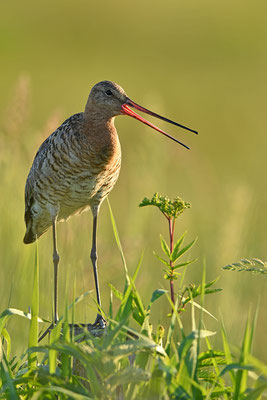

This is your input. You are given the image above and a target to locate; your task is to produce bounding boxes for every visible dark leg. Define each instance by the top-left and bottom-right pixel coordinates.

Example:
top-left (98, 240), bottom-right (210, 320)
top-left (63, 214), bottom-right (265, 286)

top-left (52, 217), bottom-right (60, 324)
top-left (38, 217), bottom-right (60, 342)
top-left (91, 214), bottom-right (106, 328)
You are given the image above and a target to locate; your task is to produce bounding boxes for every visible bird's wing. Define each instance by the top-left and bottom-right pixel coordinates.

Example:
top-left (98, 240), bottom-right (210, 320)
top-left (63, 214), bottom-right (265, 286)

top-left (24, 128), bottom-right (55, 227)
top-left (24, 113), bottom-right (84, 224)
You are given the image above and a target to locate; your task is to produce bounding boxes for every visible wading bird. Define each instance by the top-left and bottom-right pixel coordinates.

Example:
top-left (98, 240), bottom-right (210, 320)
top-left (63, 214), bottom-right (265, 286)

top-left (23, 80), bottom-right (197, 328)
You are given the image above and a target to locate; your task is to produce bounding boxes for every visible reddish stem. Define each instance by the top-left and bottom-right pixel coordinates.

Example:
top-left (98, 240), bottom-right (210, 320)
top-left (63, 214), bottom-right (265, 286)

top-left (168, 217), bottom-right (175, 305)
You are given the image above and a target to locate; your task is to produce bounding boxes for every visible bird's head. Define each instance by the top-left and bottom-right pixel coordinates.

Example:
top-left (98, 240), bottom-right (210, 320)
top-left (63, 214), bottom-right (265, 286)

top-left (87, 81), bottom-right (128, 116)
top-left (86, 80), bottom-right (198, 149)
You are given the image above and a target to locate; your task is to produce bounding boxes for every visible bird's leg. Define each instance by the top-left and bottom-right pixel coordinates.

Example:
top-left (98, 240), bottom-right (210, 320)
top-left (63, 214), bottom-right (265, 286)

top-left (91, 215), bottom-right (106, 328)
top-left (38, 217), bottom-right (59, 342)
top-left (52, 217), bottom-right (60, 324)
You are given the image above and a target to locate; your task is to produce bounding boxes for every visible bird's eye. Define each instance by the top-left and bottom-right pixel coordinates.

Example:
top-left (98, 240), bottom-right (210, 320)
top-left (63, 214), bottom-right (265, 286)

top-left (106, 90), bottom-right (113, 96)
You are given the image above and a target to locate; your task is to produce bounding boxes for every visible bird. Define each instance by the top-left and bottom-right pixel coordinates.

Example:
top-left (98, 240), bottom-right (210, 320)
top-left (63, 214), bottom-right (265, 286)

top-left (23, 80), bottom-right (197, 329)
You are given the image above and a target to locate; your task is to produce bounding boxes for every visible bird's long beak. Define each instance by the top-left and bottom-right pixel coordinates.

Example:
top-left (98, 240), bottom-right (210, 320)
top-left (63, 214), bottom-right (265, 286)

top-left (121, 98), bottom-right (198, 150)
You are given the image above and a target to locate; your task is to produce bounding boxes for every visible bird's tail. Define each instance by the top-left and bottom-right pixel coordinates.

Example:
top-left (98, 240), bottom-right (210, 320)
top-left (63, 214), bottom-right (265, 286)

top-left (23, 227), bottom-right (37, 244)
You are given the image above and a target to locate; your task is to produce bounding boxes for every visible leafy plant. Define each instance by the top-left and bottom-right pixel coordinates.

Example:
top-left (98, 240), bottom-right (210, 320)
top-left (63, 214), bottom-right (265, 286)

top-left (140, 193), bottom-right (194, 306)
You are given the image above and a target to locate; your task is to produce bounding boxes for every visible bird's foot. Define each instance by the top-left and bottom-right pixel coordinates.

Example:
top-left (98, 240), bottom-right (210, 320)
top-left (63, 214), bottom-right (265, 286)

top-left (93, 313), bottom-right (107, 329)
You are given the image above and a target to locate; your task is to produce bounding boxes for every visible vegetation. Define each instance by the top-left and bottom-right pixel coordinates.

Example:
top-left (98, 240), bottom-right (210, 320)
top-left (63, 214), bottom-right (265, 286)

top-left (1, 1), bottom-right (267, 396)
top-left (0, 196), bottom-right (266, 399)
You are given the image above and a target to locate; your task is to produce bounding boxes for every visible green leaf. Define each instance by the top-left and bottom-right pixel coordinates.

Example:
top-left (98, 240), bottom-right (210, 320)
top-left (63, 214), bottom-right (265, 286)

top-left (204, 278), bottom-right (219, 289)
top-left (106, 366), bottom-right (150, 388)
top-left (172, 238), bottom-right (197, 262)
top-left (179, 295), bottom-right (218, 320)
top-left (116, 253), bottom-right (143, 322)
top-left (160, 235), bottom-right (170, 257)
top-left (150, 289), bottom-right (168, 304)
top-left (153, 251), bottom-right (170, 268)
top-left (1, 328), bottom-right (11, 360)
top-left (170, 232), bottom-right (186, 262)
top-left (31, 387), bottom-right (93, 400)
top-left (220, 363), bottom-right (255, 377)
top-left (173, 259), bottom-right (197, 270)
top-left (28, 239), bottom-right (39, 369)
top-left (0, 308), bottom-right (46, 337)
top-left (108, 283), bottom-right (123, 301)
top-left (132, 306), bottom-right (144, 325)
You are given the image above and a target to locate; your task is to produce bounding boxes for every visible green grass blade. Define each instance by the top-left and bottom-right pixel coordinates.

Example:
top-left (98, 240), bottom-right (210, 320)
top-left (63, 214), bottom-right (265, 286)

top-left (221, 318), bottom-right (235, 386)
top-left (31, 386), bottom-right (93, 399)
top-left (233, 314), bottom-right (252, 399)
top-left (116, 252), bottom-right (144, 323)
top-left (61, 289), bottom-right (71, 379)
top-left (1, 328), bottom-right (11, 361)
top-left (107, 198), bottom-right (129, 282)
top-left (246, 353), bottom-right (267, 377)
top-left (71, 276), bottom-right (76, 342)
top-left (49, 321), bottom-right (62, 374)
top-left (28, 239), bottom-right (39, 369)
top-left (109, 287), bottom-right (114, 319)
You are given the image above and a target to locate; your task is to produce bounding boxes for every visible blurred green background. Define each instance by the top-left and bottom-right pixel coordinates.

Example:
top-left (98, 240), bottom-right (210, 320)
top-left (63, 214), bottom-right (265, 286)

top-left (1, 0), bottom-right (266, 359)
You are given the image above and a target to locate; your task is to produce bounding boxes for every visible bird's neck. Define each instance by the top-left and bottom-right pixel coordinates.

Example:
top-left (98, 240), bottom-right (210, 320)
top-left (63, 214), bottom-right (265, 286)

top-left (82, 108), bottom-right (120, 158)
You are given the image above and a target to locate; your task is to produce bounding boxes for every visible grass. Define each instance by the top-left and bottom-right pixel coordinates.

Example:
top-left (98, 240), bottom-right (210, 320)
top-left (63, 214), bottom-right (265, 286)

top-left (0, 199), bottom-right (266, 399)
top-left (1, 1), bottom-right (267, 393)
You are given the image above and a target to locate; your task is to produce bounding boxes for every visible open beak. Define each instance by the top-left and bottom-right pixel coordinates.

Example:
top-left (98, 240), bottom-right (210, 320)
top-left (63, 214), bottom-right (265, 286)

top-left (121, 98), bottom-right (198, 150)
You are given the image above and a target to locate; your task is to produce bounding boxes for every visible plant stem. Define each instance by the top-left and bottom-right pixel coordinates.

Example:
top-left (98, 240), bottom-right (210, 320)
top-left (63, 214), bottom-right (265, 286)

top-left (168, 217), bottom-right (175, 305)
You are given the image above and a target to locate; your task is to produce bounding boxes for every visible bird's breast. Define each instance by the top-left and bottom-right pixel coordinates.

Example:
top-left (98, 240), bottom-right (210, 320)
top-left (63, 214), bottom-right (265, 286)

top-left (54, 133), bottom-right (121, 219)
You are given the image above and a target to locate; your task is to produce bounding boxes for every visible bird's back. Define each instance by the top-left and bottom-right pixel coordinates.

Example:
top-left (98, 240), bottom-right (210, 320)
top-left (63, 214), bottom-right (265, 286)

top-left (24, 112), bottom-right (121, 244)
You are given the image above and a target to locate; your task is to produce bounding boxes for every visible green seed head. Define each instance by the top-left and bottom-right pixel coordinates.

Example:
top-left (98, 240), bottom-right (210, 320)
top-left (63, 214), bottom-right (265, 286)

top-left (139, 192), bottom-right (191, 219)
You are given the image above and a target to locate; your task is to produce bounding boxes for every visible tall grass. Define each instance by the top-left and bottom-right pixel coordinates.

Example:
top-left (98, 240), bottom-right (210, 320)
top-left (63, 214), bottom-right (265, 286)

top-left (0, 200), bottom-right (266, 399)
top-left (1, 0), bottom-right (267, 384)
